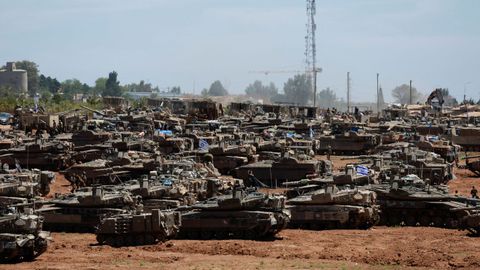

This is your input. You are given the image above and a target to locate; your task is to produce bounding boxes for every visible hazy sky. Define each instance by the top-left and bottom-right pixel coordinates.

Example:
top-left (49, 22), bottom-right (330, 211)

top-left (1, 0), bottom-right (479, 102)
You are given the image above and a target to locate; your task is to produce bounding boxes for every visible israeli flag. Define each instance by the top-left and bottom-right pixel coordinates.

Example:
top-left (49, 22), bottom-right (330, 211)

top-left (309, 127), bottom-right (314, 139)
top-left (356, 165), bottom-right (369, 176)
top-left (199, 139), bottom-right (209, 150)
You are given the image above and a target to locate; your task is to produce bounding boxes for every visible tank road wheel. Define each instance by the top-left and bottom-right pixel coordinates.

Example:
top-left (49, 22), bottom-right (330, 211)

top-left (405, 215), bottom-right (417, 226)
top-left (200, 230), bottom-right (212, 240)
top-left (433, 216), bottom-right (445, 227)
top-left (135, 235), bottom-right (145, 246)
top-left (96, 235), bottom-right (106, 244)
top-left (23, 247), bottom-right (36, 261)
top-left (419, 215), bottom-right (432, 226)
top-left (125, 235), bottom-right (135, 246)
top-left (215, 231), bottom-right (228, 240)
top-left (387, 214), bottom-right (401, 226)
top-left (144, 235), bottom-right (155, 245)
top-left (187, 230), bottom-right (199, 239)
top-left (243, 230), bottom-right (258, 239)
top-left (113, 236), bottom-right (125, 247)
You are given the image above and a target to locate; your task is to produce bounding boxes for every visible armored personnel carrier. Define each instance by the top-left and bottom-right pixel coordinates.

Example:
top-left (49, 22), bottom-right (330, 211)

top-left (287, 185), bottom-right (379, 229)
top-left (37, 186), bottom-right (136, 232)
top-left (178, 188), bottom-right (290, 239)
top-left (0, 208), bottom-right (50, 261)
top-left (370, 178), bottom-right (480, 231)
top-left (96, 209), bottom-right (181, 246)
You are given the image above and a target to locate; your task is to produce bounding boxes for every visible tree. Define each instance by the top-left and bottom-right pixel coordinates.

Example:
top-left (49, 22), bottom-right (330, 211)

top-left (317, 87), bottom-right (337, 108)
top-left (93, 77), bottom-right (107, 97)
top-left (170, 86), bottom-right (181, 94)
top-left (203, 80), bottom-right (228, 96)
top-left (392, 84), bottom-right (423, 104)
top-left (245, 80), bottom-right (278, 100)
top-left (103, 71), bottom-right (122, 97)
top-left (39, 75), bottom-right (61, 94)
top-left (61, 79), bottom-right (91, 100)
top-left (283, 74), bottom-right (312, 105)
top-left (123, 80), bottom-right (160, 93)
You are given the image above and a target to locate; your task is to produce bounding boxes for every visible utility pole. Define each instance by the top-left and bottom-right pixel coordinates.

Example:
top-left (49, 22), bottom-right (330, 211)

top-left (409, 80), bottom-right (413, 105)
top-left (347, 72), bottom-right (351, 113)
top-left (306, 0), bottom-right (318, 106)
top-left (376, 73), bottom-right (379, 113)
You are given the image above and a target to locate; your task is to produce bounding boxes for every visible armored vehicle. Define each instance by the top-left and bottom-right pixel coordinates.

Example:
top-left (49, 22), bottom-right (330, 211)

top-left (72, 130), bottom-right (112, 147)
top-left (0, 169), bottom-right (55, 198)
top-left (287, 185), bottom-right (379, 229)
top-left (451, 126), bottom-right (480, 151)
top-left (0, 140), bottom-right (72, 170)
top-left (370, 177), bottom-right (480, 231)
top-left (235, 156), bottom-right (328, 187)
top-left (178, 188), bottom-right (290, 239)
top-left (0, 208), bottom-right (50, 261)
top-left (96, 209), bottom-right (181, 246)
top-left (463, 154), bottom-right (480, 176)
top-left (37, 186), bottom-right (136, 232)
top-left (317, 131), bottom-right (380, 155)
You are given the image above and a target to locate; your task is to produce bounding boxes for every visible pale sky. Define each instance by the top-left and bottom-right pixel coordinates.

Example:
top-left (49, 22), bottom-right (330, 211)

top-left (1, 0), bottom-right (479, 102)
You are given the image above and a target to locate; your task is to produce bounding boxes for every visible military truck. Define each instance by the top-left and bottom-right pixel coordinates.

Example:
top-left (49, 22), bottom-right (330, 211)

top-left (178, 187), bottom-right (290, 239)
top-left (451, 126), bottom-right (480, 151)
top-left (0, 208), bottom-right (50, 261)
top-left (96, 209), bottom-right (181, 246)
top-left (287, 185), bottom-right (379, 229)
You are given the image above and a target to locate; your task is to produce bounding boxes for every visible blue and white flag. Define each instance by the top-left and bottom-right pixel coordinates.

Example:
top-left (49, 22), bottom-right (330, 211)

top-left (309, 127), bottom-right (314, 139)
top-left (356, 165), bottom-right (369, 176)
top-left (199, 139), bottom-right (209, 150)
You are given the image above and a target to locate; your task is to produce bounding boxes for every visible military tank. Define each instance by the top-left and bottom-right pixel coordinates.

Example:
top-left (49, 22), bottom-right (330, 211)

top-left (37, 186), bottom-right (136, 232)
top-left (370, 177), bottom-right (480, 230)
top-left (0, 208), bottom-right (50, 261)
top-left (178, 187), bottom-right (290, 239)
top-left (287, 185), bottom-right (379, 229)
top-left (95, 209), bottom-right (181, 247)
top-left (317, 131), bottom-right (380, 155)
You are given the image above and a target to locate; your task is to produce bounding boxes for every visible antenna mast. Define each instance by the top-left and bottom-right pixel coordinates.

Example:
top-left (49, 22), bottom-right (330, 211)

top-left (306, 0), bottom-right (318, 106)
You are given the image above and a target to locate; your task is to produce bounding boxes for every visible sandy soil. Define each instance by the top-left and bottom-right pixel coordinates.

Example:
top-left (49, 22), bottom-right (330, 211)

top-left (9, 155), bottom-right (479, 270)
top-left (7, 228), bottom-right (480, 270)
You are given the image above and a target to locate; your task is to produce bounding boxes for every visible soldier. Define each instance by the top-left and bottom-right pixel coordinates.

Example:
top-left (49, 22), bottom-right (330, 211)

top-left (471, 186), bottom-right (478, 199)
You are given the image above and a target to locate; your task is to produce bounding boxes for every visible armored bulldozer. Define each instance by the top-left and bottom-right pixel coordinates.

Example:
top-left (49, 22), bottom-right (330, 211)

top-left (287, 185), bottom-right (379, 230)
top-left (369, 178), bottom-right (480, 232)
top-left (96, 209), bottom-right (181, 246)
top-left (37, 186), bottom-right (136, 232)
top-left (178, 188), bottom-right (290, 239)
top-left (0, 208), bottom-right (50, 261)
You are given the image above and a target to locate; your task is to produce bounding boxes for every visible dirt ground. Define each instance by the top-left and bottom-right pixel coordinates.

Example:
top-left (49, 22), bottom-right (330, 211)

top-left (7, 155), bottom-right (480, 270)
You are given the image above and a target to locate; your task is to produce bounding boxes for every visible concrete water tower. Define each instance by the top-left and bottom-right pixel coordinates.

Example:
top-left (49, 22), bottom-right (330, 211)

top-left (0, 62), bottom-right (28, 94)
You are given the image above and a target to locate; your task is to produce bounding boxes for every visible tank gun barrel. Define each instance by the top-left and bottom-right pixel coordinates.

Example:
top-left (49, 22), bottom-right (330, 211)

top-left (80, 105), bottom-right (106, 117)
